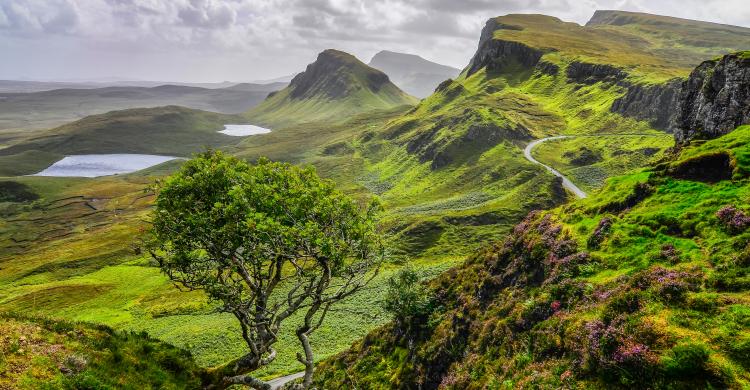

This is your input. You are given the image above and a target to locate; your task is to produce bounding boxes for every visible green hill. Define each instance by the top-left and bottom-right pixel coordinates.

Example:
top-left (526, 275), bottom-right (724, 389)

top-left (246, 49), bottom-right (418, 127)
top-left (0, 106), bottom-right (243, 176)
top-left (2, 11), bottom-right (750, 388)
top-left (314, 124), bottom-right (750, 389)
top-left (0, 314), bottom-right (206, 389)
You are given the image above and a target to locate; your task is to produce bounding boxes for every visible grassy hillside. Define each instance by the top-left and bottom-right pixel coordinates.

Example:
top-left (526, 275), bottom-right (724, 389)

top-left (314, 124), bottom-right (750, 388)
top-left (2, 11), bottom-right (748, 387)
top-left (0, 106), bottom-right (244, 176)
top-left (485, 12), bottom-right (750, 83)
top-left (246, 49), bottom-right (418, 128)
top-left (0, 83), bottom-right (282, 146)
top-left (0, 314), bottom-right (206, 389)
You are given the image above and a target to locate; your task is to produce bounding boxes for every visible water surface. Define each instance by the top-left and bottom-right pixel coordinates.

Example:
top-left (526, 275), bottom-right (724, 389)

top-left (33, 154), bottom-right (177, 177)
top-left (219, 124), bottom-right (271, 136)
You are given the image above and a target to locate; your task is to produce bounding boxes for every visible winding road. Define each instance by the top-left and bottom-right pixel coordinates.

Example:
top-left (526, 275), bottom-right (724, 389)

top-left (269, 371), bottom-right (304, 389)
top-left (523, 136), bottom-right (588, 199)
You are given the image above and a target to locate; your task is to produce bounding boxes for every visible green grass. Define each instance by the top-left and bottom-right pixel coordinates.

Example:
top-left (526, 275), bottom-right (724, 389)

top-left (314, 125), bottom-right (750, 388)
top-left (488, 13), bottom-right (750, 83)
top-left (532, 134), bottom-right (673, 192)
top-left (4, 14), bottom-right (747, 386)
top-left (0, 313), bottom-right (206, 389)
top-left (246, 50), bottom-right (418, 128)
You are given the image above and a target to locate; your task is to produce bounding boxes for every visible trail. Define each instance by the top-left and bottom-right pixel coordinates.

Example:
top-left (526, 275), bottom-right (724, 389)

top-left (268, 371), bottom-right (305, 389)
top-left (523, 136), bottom-right (587, 199)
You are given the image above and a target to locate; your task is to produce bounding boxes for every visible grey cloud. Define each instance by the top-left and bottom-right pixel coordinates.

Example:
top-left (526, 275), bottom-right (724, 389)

top-left (1, 0), bottom-right (749, 82)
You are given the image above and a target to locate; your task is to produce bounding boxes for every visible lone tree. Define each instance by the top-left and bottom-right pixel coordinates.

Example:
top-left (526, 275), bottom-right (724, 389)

top-left (147, 151), bottom-right (383, 389)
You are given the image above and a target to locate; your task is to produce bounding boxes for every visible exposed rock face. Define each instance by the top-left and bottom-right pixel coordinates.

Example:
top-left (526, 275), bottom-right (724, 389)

top-left (566, 61), bottom-right (626, 84)
top-left (611, 79), bottom-right (682, 130)
top-left (288, 49), bottom-right (392, 100)
top-left (673, 52), bottom-right (750, 142)
top-left (466, 19), bottom-right (544, 77)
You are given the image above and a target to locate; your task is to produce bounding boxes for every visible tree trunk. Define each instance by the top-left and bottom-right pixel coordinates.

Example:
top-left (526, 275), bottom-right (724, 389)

top-left (296, 329), bottom-right (315, 389)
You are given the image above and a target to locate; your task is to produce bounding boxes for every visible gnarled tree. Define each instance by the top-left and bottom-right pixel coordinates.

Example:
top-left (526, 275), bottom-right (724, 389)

top-left (147, 151), bottom-right (383, 389)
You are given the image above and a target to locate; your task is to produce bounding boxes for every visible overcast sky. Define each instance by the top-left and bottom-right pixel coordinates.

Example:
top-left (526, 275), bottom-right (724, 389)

top-left (1, 0), bottom-right (749, 83)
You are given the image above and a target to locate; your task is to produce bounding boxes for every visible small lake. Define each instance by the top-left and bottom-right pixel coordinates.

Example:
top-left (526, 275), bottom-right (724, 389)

top-left (219, 124), bottom-right (271, 136)
top-left (33, 154), bottom-right (178, 177)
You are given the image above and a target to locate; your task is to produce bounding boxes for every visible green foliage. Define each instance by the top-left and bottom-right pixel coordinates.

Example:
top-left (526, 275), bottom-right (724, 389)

top-left (315, 125), bottom-right (750, 388)
top-left (0, 314), bottom-right (206, 389)
top-left (662, 342), bottom-right (711, 378)
top-left (149, 150), bottom-right (385, 384)
top-left (383, 267), bottom-right (434, 326)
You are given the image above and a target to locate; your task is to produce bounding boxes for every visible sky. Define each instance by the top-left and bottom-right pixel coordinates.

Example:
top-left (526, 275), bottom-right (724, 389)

top-left (1, 0), bottom-right (749, 83)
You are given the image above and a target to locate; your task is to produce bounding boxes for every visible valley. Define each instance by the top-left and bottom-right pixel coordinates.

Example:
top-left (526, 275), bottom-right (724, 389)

top-left (1, 6), bottom-right (750, 390)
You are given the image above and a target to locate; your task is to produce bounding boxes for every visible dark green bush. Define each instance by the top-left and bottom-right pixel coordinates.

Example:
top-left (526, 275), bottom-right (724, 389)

top-left (662, 342), bottom-right (711, 378)
top-left (383, 267), bottom-right (434, 328)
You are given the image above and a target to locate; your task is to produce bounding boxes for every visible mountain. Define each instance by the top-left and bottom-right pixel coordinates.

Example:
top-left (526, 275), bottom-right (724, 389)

top-left (4, 11), bottom-right (750, 388)
top-left (314, 50), bottom-right (750, 389)
top-left (0, 83), bottom-right (283, 146)
top-left (245, 49), bottom-right (418, 127)
top-left (368, 50), bottom-right (461, 98)
top-left (0, 106), bottom-right (243, 176)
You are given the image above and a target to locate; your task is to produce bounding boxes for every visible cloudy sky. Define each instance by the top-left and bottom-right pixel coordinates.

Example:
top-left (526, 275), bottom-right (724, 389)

top-left (1, 0), bottom-right (749, 82)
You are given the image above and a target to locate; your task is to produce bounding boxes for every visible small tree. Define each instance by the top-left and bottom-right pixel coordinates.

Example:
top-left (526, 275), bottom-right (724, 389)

top-left (383, 267), bottom-right (433, 330)
top-left (147, 151), bottom-right (383, 389)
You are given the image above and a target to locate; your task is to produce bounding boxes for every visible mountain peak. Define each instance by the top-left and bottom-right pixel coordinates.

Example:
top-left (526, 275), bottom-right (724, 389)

top-left (288, 49), bottom-right (393, 100)
top-left (247, 49), bottom-right (416, 127)
top-left (368, 50), bottom-right (460, 98)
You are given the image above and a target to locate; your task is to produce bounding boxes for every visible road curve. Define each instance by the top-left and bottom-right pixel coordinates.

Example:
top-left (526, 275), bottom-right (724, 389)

top-left (523, 136), bottom-right (587, 199)
top-left (269, 371), bottom-right (304, 389)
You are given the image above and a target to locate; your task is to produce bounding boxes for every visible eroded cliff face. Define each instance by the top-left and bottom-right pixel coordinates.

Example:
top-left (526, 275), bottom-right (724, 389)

top-left (465, 19), bottom-right (544, 77)
top-left (611, 79), bottom-right (682, 130)
top-left (672, 52), bottom-right (750, 143)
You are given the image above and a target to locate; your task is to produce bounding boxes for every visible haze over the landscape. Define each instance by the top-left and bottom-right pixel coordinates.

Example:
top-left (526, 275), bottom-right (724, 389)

top-left (2, 0), bottom-right (749, 82)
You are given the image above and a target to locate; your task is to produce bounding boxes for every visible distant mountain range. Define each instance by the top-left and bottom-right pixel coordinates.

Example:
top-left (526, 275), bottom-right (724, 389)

top-left (368, 50), bottom-right (460, 98)
top-left (0, 82), bottom-right (285, 144)
top-left (247, 49), bottom-right (417, 127)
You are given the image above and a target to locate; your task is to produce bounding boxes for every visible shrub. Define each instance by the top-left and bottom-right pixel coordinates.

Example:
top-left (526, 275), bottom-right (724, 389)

top-left (658, 244), bottom-right (681, 264)
top-left (662, 342), bottom-right (711, 378)
top-left (716, 205), bottom-right (750, 234)
top-left (587, 217), bottom-right (612, 249)
top-left (383, 267), bottom-right (434, 329)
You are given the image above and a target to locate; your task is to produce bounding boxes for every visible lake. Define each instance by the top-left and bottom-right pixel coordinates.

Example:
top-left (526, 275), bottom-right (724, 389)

top-left (219, 124), bottom-right (271, 136)
top-left (33, 154), bottom-right (178, 177)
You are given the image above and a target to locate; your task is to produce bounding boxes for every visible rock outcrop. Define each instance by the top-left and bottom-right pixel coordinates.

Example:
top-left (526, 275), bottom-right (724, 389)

top-left (466, 18), bottom-right (544, 77)
top-left (673, 52), bottom-right (750, 142)
top-left (611, 79), bottom-right (682, 130)
top-left (566, 61), bottom-right (626, 85)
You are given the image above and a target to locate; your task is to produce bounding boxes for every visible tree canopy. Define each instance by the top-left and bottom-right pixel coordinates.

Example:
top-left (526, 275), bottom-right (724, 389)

top-left (148, 151), bottom-right (383, 389)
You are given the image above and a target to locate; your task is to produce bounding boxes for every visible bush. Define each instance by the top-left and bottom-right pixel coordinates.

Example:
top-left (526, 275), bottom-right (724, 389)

top-left (383, 267), bottom-right (434, 329)
top-left (662, 342), bottom-right (711, 378)
top-left (716, 205), bottom-right (750, 234)
top-left (587, 217), bottom-right (612, 249)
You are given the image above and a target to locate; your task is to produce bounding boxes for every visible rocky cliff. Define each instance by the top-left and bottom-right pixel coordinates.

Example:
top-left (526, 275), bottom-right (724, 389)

top-left (465, 18), bottom-right (544, 77)
top-left (672, 52), bottom-right (750, 143)
top-left (611, 79), bottom-right (682, 130)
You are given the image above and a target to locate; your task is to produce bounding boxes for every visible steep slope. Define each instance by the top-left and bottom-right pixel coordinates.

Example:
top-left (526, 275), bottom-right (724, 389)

top-left (314, 51), bottom-right (750, 387)
top-left (673, 51), bottom-right (750, 142)
top-left (0, 106), bottom-right (243, 176)
top-left (0, 314), bottom-right (207, 388)
top-left (369, 50), bottom-right (461, 98)
top-left (246, 49), bottom-right (418, 127)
